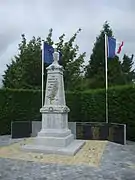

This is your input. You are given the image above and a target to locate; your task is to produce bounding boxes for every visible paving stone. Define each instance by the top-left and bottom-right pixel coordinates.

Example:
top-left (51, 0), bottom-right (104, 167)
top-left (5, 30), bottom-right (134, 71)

top-left (0, 136), bottom-right (135, 179)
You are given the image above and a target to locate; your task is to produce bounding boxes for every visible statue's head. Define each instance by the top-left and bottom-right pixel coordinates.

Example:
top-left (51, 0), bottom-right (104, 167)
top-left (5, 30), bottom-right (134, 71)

top-left (53, 50), bottom-right (59, 63)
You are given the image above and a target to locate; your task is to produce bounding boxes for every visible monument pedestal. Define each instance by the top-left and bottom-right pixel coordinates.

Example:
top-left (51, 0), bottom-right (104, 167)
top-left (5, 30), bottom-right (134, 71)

top-left (22, 51), bottom-right (85, 155)
top-left (23, 139), bottom-right (84, 156)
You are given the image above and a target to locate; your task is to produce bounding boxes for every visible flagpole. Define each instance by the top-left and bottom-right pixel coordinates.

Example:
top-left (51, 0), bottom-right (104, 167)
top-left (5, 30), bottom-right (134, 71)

top-left (41, 40), bottom-right (44, 107)
top-left (105, 34), bottom-right (108, 123)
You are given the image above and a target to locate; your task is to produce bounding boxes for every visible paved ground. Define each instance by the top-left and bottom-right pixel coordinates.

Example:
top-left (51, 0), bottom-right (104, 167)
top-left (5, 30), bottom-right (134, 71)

top-left (0, 136), bottom-right (135, 180)
top-left (0, 138), bottom-right (107, 167)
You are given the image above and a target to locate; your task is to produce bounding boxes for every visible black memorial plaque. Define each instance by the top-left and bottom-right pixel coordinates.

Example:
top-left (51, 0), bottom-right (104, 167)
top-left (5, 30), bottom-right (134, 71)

top-left (11, 121), bottom-right (32, 138)
top-left (99, 124), bottom-right (108, 140)
top-left (108, 123), bottom-right (125, 145)
top-left (84, 124), bottom-right (93, 140)
top-left (91, 126), bottom-right (100, 140)
top-left (76, 123), bottom-right (84, 139)
top-left (76, 122), bottom-right (126, 145)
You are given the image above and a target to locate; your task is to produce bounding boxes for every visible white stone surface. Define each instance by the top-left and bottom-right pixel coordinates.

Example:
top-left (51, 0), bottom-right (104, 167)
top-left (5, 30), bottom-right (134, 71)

top-left (22, 140), bottom-right (85, 156)
top-left (23, 50), bottom-right (85, 155)
top-left (31, 121), bottom-right (76, 138)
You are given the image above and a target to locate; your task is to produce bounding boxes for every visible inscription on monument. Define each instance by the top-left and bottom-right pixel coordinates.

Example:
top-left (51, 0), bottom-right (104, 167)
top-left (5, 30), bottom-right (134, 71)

top-left (47, 75), bottom-right (59, 104)
top-left (47, 76), bottom-right (56, 90)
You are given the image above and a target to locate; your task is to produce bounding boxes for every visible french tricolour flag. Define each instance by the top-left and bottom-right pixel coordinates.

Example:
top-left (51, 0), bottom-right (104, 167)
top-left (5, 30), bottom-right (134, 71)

top-left (108, 37), bottom-right (124, 58)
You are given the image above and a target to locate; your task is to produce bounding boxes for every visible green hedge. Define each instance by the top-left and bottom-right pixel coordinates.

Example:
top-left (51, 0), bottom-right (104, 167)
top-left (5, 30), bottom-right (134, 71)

top-left (0, 86), bottom-right (135, 140)
top-left (0, 88), bottom-right (41, 135)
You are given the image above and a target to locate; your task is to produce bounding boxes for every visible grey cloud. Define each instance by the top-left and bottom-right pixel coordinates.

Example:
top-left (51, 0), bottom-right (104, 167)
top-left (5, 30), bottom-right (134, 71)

top-left (0, 0), bottom-right (135, 81)
top-left (104, 0), bottom-right (135, 12)
top-left (0, 0), bottom-right (23, 56)
top-left (130, 0), bottom-right (135, 11)
top-left (116, 29), bottom-right (135, 43)
top-left (0, 27), bottom-right (21, 56)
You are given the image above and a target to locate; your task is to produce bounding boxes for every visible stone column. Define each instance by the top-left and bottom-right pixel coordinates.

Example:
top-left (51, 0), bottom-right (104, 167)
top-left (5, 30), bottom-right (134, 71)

top-left (37, 50), bottom-right (73, 146)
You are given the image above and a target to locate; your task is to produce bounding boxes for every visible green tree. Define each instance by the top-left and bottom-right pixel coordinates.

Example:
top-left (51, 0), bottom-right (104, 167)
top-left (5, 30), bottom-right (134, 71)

top-left (85, 21), bottom-right (125, 89)
top-left (121, 54), bottom-right (135, 84)
top-left (55, 28), bottom-right (86, 90)
top-left (3, 29), bottom-right (86, 90)
top-left (3, 34), bottom-right (42, 89)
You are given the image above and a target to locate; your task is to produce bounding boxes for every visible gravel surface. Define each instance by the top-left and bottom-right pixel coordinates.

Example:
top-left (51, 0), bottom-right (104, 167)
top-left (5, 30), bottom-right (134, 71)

top-left (0, 136), bottom-right (135, 180)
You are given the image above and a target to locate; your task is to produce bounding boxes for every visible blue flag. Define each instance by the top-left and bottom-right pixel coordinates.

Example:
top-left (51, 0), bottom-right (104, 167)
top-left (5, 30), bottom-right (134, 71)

top-left (108, 37), bottom-right (116, 58)
top-left (43, 42), bottom-right (54, 64)
top-left (43, 42), bottom-right (62, 64)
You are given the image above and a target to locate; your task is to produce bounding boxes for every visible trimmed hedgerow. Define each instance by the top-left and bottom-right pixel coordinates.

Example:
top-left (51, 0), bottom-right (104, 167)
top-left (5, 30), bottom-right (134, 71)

top-left (0, 85), bottom-right (135, 140)
top-left (0, 88), bottom-right (41, 135)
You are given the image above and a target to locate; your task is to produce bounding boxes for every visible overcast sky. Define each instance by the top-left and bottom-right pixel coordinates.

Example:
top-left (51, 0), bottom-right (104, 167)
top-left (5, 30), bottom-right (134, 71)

top-left (0, 0), bottom-right (135, 85)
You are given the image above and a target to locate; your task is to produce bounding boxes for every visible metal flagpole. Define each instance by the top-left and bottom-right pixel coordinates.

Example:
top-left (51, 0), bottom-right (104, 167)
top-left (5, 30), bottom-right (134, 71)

top-left (41, 40), bottom-right (44, 107)
top-left (105, 34), bottom-right (108, 123)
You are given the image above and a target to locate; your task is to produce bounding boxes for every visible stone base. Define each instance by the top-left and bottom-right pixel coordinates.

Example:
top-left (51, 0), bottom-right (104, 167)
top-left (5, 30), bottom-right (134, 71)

top-left (35, 134), bottom-right (74, 147)
top-left (22, 139), bottom-right (85, 156)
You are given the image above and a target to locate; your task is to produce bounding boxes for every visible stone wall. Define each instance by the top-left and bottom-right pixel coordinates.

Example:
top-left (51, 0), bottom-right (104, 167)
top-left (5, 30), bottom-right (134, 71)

top-left (11, 121), bottom-right (126, 145)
